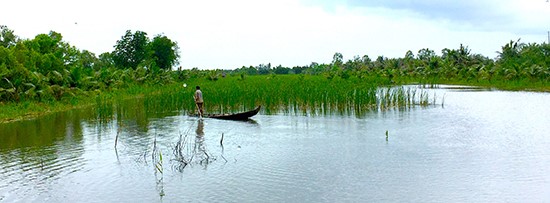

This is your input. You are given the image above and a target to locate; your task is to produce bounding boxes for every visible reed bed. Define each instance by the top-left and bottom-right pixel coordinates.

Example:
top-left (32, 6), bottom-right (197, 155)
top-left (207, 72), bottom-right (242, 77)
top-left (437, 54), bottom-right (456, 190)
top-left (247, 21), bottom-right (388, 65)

top-left (89, 75), bottom-right (438, 120)
top-left (147, 75), bottom-right (438, 117)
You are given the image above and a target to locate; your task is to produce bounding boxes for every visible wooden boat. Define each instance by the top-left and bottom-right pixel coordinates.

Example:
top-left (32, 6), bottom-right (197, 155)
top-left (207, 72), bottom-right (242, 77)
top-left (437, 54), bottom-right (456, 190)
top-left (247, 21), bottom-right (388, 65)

top-left (196, 106), bottom-right (261, 120)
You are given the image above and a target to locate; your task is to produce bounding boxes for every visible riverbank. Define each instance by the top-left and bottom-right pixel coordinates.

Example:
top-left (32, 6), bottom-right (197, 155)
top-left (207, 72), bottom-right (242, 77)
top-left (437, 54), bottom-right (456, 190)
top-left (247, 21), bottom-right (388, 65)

top-left (455, 80), bottom-right (550, 92)
top-left (1, 75), bottom-right (548, 123)
top-left (0, 84), bottom-right (180, 123)
top-left (397, 77), bottom-right (550, 92)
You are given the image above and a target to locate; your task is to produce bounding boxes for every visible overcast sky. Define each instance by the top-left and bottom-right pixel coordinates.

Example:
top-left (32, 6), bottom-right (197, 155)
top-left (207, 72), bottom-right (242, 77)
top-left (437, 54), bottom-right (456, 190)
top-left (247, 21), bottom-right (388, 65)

top-left (2, 0), bottom-right (550, 69)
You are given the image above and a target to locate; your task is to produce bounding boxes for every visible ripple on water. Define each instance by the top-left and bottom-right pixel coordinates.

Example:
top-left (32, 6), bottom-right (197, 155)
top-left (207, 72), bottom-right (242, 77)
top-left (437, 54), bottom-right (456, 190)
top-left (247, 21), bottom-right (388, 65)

top-left (2, 89), bottom-right (550, 202)
top-left (0, 144), bottom-right (87, 202)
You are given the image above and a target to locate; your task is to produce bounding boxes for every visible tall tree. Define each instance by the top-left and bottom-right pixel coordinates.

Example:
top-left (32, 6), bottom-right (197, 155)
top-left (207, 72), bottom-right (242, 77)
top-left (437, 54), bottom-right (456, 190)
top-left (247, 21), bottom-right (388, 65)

top-left (112, 30), bottom-right (149, 69)
top-left (149, 35), bottom-right (180, 70)
top-left (30, 32), bottom-right (65, 74)
top-left (332, 52), bottom-right (343, 69)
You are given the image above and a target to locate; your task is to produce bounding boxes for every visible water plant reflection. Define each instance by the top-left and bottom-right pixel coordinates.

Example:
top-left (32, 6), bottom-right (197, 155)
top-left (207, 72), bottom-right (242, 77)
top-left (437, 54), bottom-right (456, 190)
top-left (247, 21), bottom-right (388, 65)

top-left (172, 120), bottom-right (222, 172)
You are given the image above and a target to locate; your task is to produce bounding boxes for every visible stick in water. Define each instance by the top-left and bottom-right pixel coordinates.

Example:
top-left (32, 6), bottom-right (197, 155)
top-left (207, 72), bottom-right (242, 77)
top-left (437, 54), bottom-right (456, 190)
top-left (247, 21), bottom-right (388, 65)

top-left (193, 96), bottom-right (202, 118)
top-left (195, 102), bottom-right (202, 118)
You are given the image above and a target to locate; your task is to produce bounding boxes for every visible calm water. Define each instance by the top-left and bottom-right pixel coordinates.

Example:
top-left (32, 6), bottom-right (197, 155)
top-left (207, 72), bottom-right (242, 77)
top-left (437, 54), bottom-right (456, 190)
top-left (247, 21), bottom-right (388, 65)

top-left (1, 86), bottom-right (550, 202)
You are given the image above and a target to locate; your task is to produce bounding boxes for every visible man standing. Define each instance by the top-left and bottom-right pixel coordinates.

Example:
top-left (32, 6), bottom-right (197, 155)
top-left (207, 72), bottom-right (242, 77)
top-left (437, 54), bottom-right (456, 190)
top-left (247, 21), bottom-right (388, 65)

top-left (194, 86), bottom-right (204, 117)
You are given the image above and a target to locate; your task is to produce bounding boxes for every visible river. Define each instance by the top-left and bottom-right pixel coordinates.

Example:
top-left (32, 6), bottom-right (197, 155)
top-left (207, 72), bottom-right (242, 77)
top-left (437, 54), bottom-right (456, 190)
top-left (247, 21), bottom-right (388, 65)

top-left (1, 85), bottom-right (549, 202)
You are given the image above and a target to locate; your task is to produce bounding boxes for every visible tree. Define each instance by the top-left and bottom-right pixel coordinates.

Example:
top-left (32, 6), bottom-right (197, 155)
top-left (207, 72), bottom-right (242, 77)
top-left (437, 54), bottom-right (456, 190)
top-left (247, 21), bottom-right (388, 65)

top-left (257, 63), bottom-right (271, 75)
top-left (417, 48), bottom-right (435, 61)
top-left (273, 65), bottom-right (290, 74)
top-left (112, 30), bottom-right (149, 69)
top-left (497, 39), bottom-right (524, 63)
top-left (32, 32), bottom-right (62, 55)
top-left (78, 50), bottom-right (98, 69)
top-left (404, 50), bottom-right (415, 70)
top-left (0, 25), bottom-right (17, 48)
top-left (149, 35), bottom-right (180, 70)
top-left (404, 50), bottom-right (414, 60)
top-left (332, 52), bottom-right (343, 69)
top-left (97, 52), bottom-right (115, 69)
top-left (374, 56), bottom-right (386, 70)
top-left (28, 32), bottom-right (66, 74)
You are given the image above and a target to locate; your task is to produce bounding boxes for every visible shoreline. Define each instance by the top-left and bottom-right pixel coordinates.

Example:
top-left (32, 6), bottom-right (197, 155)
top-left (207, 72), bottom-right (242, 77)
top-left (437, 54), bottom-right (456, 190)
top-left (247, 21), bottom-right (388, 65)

top-left (1, 76), bottom-right (549, 123)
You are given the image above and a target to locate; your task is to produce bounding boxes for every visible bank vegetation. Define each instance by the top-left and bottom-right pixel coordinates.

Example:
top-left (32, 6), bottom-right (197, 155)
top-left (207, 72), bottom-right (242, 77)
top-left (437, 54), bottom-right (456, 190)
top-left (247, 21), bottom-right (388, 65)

top-left (1, 25), bottom-right (548, 122)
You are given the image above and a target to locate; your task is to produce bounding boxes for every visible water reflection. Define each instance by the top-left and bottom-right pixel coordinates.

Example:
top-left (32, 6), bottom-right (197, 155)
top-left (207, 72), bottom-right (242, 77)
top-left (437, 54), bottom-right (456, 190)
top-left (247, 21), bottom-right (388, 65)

top-left (0, 109), bottom-right (88, 150)
top-left (3, 86), bottom-right (550, 202)
top-left (0, 110), bottom-right (88, 201)
top-left (243, 118), bottom-right (259, 125)
top-left (194, 120), bottom-right (211, 168)
top-left (196, 119), bottom-right (204, 136)
top-left (170, 119), bottom-right (233, 172)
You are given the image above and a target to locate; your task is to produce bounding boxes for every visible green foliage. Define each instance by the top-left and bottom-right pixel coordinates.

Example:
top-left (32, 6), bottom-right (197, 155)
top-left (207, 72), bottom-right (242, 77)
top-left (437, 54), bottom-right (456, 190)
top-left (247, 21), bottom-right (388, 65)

top-left (0, 28), bottom-right (182, 103)
top-left (112, 30), bottom-right (150, 69)
top-left (332, 52), bottom-right (343, 68)
top-left (0, 25), bottom-right (18, 48)
top-left (169, 75), bottom-right (433, 117)
top-left (0, 25), bottom-right (548, 121)
top-left (150, 35), bottom-right (180, 70)
top-left (112, 31), bottom-right (180, 71)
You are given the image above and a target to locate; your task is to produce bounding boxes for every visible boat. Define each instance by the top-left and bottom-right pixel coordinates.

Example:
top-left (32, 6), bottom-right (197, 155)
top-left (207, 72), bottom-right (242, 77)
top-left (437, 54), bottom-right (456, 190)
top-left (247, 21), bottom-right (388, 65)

top-left (195, 106), bottom-right (261, 120)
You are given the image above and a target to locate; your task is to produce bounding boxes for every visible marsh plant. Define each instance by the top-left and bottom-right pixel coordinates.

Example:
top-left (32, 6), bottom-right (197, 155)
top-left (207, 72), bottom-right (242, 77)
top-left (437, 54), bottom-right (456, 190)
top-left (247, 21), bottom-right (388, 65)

top-left (152, 134), bottom-right (163, 174)
top-left (171, 121), bottom-right (222, 172)
top-left (166, 75), bottom-right (440, 117)
top-left (2, 24), bottom-right (548, 122)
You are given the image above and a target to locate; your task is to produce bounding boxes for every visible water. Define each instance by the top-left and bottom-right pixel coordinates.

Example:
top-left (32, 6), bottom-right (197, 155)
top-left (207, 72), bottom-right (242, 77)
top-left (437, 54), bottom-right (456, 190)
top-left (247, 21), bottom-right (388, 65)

top-left (1, 86), bottom-right (550, 202)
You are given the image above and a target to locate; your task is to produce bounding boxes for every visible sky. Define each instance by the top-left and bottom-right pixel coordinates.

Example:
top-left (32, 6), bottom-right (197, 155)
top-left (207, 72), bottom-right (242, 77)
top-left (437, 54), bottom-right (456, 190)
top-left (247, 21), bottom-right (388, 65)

top-left (2, 0), bottom-right (550, 69)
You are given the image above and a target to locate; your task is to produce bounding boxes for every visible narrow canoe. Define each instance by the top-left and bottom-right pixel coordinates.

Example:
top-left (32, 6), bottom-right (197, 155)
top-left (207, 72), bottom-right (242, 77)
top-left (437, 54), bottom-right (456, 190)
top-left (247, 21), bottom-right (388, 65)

top-left (198, 106), bottom-right (261, 120)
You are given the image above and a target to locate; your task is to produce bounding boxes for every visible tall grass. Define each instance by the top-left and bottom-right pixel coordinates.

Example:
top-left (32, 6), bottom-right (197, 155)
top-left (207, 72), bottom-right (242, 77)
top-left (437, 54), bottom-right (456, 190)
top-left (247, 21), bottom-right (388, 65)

top-left (1, 74), bottom-right (438, 123)
top-left (160, 75), bottom-right (436, 117)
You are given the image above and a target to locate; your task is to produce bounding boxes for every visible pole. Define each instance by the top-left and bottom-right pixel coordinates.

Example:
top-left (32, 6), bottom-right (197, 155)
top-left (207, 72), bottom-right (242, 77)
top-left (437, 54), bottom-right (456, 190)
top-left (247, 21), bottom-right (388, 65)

top-left (548, 31), bottom-right (549, 44)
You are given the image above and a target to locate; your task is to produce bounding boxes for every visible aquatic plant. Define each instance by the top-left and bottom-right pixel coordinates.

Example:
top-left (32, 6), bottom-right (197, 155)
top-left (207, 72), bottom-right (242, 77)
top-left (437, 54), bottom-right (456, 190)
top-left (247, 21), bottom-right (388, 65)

top-left (172, 132), bottom-right (191, 171)
top-left (169, 75), bottom-right (437, 116)
top-left (152, 134), bottom-right (163, 174)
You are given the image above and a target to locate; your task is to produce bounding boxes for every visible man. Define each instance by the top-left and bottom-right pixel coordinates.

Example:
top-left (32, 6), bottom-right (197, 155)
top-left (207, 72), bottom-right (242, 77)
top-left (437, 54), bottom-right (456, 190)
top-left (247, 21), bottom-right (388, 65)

top-left (194, 86), bottom-right (204, 117)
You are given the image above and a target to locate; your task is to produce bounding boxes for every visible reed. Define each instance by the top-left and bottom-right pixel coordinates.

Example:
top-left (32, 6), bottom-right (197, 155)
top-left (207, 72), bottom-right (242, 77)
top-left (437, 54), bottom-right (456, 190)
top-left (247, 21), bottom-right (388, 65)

top-left (1, 74), bottom-right (439, 123)
top-left (165, 75), bottom-right (437, 116)
top-left (171, 121), bottom-right (220, 171)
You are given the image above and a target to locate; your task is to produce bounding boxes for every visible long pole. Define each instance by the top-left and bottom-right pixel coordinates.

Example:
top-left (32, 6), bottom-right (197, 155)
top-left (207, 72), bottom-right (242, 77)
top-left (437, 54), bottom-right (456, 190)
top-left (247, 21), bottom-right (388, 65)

top-left (548, 31), bottom-right (549, 44)
top-left (195, 100), bottom-right (202, 118)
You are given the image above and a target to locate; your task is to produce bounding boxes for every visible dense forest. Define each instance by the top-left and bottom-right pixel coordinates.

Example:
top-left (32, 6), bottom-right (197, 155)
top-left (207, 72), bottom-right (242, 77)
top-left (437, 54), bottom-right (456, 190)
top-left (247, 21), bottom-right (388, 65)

top-left (1, 25), bottom-right (549, 104)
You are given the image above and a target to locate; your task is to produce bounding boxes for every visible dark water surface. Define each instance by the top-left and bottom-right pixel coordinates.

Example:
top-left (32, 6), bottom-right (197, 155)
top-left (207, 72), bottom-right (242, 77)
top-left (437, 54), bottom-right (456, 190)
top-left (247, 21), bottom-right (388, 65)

top-left (1, 86), bottom-right (550, 202)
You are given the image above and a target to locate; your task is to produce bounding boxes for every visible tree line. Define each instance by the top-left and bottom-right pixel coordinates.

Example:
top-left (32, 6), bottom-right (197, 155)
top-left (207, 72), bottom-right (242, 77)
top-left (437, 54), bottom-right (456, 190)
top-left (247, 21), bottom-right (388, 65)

top-left (1, 25), bottom-right (549, 103)
top-left (0, 25), bottom-right (179, 102)
top-left (229, 41), bottom-right (549, 84)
